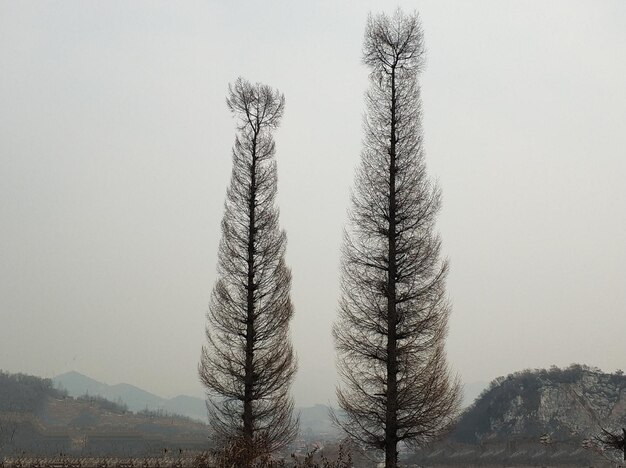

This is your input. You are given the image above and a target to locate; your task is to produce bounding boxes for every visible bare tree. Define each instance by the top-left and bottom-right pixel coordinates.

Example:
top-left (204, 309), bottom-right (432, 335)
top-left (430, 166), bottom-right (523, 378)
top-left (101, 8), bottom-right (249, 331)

top-left (594, 427), bottom-right (626, 461)
top-left (199, 77), bottom-right (298, 464)
top-left (333, 10), bottom-right (461, 468)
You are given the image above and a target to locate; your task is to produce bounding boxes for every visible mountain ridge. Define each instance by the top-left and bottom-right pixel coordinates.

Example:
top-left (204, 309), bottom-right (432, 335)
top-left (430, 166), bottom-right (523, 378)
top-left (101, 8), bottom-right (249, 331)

top-left (53, 371), bottom-right (207, 422)
top-left (52, 371), bottom-right (342, 436)
top-left (0, 370), bottom-right (209, 457)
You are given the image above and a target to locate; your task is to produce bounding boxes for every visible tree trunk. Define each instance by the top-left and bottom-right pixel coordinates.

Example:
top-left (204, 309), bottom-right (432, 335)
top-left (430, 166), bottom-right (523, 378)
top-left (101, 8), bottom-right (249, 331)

top-left (243, 130), bottom-right (259, 455)
top-left (385, 65), bottom-right (398, 468)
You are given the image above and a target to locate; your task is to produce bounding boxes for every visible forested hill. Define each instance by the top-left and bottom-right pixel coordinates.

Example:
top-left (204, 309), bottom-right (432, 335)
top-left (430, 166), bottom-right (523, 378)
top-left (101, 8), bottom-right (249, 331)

top-left (0, 371), bottom-right (66, 414)
top-left (451, 364), bottom-right (626, 444)
top-left (0, 370), bottom-right (207, 456)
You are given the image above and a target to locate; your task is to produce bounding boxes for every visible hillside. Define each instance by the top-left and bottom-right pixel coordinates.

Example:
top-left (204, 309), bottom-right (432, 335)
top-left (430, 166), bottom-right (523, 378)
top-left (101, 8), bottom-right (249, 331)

top-left (54, 371), bottom-right (343, 439)
top-left (53, 371), bottom-right (207, 422)
top-left (0, 371), bottom-right (66, 414)
top-left (451, 364), bottom-right (626, 444)
top-left (0, 371), bottom-right (208, 457)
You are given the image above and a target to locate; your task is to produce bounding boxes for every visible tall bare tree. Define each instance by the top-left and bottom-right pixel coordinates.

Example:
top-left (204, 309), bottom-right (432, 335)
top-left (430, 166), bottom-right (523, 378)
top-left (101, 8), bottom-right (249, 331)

top-left (333, 10), bottom-right (461, 468)
top-left (199, 78), bottom-right (298, 464)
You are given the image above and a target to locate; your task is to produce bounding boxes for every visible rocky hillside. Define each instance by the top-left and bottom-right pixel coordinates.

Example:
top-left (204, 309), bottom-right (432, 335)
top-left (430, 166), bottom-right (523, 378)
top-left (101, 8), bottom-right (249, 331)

top-left (451, 364), bottom-right (626, 444)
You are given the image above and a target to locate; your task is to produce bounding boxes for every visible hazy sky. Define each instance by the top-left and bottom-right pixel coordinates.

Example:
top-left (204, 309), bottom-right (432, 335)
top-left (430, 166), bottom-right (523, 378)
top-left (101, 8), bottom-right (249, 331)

top-left (1, 1), bottom-right (625, 407)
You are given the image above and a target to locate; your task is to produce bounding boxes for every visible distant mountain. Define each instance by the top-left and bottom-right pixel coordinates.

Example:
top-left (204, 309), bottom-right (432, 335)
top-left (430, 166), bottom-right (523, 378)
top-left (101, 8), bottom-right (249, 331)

top-left (53, 372), bottom-right (342, 435)
top-left (451, 364), bottom-right (626, 444)
top-left (108, 382), bottom-right (169, 412)
top-left (164, 395), bottom-right (207, 422)
top-left (53, 371), bottom-right (207, 422)
top-left (0, 370), bottom-right (208, 457)
top-left (52, 371), bottom-right (110, 398)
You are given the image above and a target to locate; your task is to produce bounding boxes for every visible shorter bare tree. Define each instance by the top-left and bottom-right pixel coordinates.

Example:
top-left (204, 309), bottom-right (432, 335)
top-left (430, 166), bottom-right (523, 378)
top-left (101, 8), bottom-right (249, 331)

top-left (199, 78), bottom-right (298, 464)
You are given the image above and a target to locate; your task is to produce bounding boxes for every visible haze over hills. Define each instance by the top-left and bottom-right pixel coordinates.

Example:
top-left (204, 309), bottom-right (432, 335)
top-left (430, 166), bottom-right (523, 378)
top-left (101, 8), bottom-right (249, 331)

top-left (53, 371), bottom-right (208, 422)
top-left (51, 365), bottom-right (626, 445)
top-left (0, 371), bottom-right (208, 457)
top-left (53, 370), bottom-right (488, 430)
top-left (52, 371), bottom-right (343, 437)
top-left (7, 366), bottom-right (624, 464)
top-left (2, 370), bottom-right (342, 457)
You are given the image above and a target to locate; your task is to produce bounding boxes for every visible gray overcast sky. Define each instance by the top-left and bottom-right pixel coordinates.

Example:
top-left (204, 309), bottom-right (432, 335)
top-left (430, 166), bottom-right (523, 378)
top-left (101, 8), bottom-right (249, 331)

top-left (1, 1), bottom-right (625, 407)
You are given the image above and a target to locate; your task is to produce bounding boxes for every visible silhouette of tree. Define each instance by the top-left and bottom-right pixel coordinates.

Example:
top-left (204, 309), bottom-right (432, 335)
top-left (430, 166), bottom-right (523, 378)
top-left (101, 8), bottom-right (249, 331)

top-left (595, 427), bottom-right (626, 461)
top-left (333, 9), bottom-right (460, 468)
top-left (199, 77), bottom-right (298, 464)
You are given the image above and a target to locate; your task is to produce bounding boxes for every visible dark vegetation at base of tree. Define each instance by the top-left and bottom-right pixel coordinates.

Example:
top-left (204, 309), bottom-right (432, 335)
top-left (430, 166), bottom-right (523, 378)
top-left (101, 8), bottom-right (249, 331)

top-left (197, 441), bottom-right (356, 468)
top-left (406, 439), bottom-right (612, 466)
top-left (0, 442), bottom-right (358, 468)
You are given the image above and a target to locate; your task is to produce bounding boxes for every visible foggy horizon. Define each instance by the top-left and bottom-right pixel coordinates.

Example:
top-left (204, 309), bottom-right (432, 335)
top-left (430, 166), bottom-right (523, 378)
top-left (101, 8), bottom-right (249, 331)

top-left (1, 1), bottom-right (625, 408)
